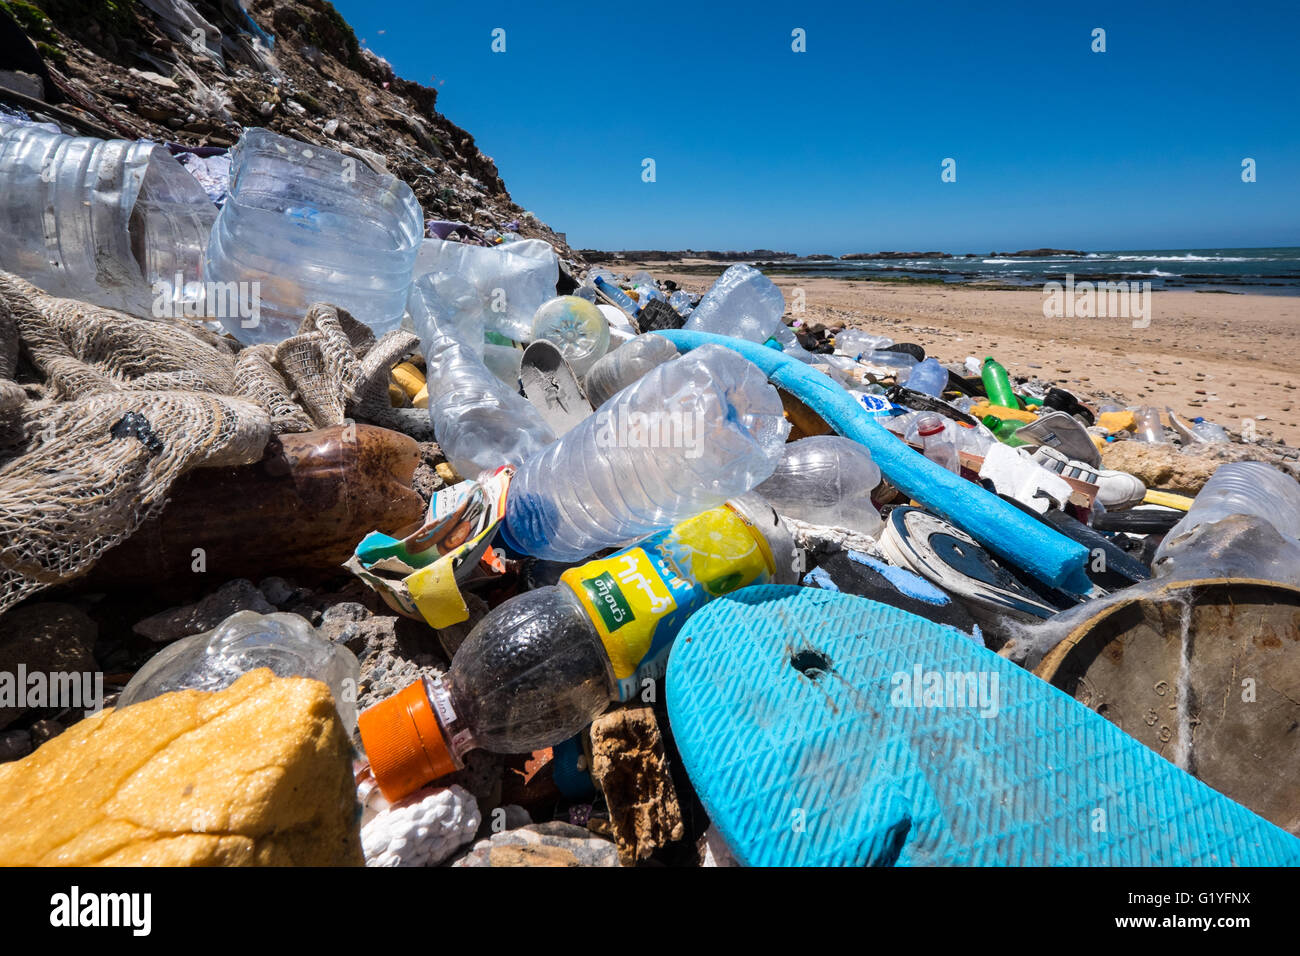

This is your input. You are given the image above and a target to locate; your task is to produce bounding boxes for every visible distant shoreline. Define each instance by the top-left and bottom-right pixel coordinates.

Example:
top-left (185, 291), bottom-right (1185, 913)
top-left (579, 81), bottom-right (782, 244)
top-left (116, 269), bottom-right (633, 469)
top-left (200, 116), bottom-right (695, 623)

top-left (581, 248), bottom-right (1087, 262)
top-left (617, 261), bottom-right (1300, 446)
top-left (593, 248), bottom-right (1300, 295)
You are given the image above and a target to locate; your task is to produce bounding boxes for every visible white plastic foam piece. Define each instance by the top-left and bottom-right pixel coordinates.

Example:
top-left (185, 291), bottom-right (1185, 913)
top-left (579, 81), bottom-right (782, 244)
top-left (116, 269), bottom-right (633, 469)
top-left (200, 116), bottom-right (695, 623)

top-left (360, 782), bottom-right (481, 867)
top-left (978, 443), bottom-right (1073, 515)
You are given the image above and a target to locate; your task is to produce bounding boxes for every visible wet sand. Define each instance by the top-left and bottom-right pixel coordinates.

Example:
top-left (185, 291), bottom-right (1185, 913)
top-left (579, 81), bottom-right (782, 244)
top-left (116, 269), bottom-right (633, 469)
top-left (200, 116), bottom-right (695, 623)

top-left (621, 262), bottom-right (1300, 446)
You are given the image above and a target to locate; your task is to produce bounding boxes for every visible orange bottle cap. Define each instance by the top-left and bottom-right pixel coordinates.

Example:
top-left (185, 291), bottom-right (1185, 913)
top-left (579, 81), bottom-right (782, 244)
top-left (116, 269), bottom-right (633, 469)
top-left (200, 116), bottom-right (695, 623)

top-left (358, 680), bottom-right (458, 803)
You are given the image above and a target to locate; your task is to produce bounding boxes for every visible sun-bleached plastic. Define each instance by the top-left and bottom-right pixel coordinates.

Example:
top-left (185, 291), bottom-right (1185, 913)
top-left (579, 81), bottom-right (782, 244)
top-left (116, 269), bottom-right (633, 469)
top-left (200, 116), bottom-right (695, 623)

top-left (582, 334), bottom-right (680, 408)
top-left (755, 436), bottom-right (883, 536)
top-left (835, 330), bottom-right (893, 356)
top-left (905, 357), bottom-right (949, 397)
top-left (414, 237), bottom-right (558, 343)
top-left (504, 344), bottom-right (790, 561)
top-left (682, 264), bottom-right (784, 343)
top-left (204, 127), bottom-right (423, 343)
top-left (408, 274), bottom-right (555, 475)
top-left (0, 124), bottom-right (215, 318)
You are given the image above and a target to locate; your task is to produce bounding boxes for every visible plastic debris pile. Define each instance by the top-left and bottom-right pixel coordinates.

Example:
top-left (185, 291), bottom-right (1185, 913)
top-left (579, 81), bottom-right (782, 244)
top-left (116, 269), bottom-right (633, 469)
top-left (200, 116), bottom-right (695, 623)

top-left (1, 10), bottom-right (1299, 868)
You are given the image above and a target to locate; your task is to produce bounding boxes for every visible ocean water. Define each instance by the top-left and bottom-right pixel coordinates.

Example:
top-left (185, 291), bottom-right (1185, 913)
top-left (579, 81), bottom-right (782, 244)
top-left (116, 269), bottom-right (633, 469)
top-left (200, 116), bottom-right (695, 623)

top-left (758, 248), bottom-right (1300, 293)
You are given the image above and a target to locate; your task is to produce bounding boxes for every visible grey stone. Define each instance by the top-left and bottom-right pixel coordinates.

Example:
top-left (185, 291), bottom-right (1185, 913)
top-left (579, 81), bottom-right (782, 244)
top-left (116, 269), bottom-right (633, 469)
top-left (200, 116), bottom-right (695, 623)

top-left (316, 602), bottom-right (447, 712)
top-left (0, 603), bottom-right (98, 729)
top-left (500, 804), bottom-right (532, 829)
top-left (258, 576), bottom-right (311, 609)
top-left (452, 821), bottom-right (620, 867)
top-left (132, 579), bottom-right (275, 643)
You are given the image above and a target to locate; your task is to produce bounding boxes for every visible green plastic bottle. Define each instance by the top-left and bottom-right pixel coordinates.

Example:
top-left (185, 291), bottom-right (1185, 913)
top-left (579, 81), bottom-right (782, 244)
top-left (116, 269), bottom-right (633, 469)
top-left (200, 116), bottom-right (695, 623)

top-left (981, 356), bottom-right (1017, 409)
top-left (981, 414), bottom-right (1029, 447)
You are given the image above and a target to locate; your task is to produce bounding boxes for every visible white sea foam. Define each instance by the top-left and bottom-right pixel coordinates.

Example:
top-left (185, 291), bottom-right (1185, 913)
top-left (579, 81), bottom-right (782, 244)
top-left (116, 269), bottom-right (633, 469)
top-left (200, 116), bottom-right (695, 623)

top-left (1108, 254), bottom-right (1259, 262)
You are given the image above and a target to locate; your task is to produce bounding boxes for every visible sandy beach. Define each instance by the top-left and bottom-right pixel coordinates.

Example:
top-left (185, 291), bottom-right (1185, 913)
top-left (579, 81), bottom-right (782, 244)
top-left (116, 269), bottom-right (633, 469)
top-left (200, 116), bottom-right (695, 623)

top-left (624, 262), bottom-right (1300, 446)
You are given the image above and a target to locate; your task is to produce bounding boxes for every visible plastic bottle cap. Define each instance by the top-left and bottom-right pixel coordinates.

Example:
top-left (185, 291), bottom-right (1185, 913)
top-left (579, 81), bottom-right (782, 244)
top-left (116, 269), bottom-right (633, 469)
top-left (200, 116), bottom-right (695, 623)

top-left (917, 414), bottom-right (946, 437)
top-left (358, 680), bottom-right (458, 803)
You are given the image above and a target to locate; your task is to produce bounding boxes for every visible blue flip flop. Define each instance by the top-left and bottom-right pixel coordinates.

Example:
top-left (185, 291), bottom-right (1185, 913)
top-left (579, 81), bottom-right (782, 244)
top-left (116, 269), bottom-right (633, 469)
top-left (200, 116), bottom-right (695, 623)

top-left (666, 585), bottom-right (1300, 866)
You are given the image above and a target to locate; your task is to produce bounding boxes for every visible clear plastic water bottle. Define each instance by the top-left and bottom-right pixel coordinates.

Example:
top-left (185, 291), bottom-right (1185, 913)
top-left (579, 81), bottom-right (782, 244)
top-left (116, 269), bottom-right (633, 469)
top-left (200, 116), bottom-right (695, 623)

top-left (530, 295), bottom-right (609, 376)
top-left (118, 610), bottom-right (361, 731)
top-left (904, 357), bottom-right (949, 397)
top-left (583, 334), bottom-right (680, 408)
top-left (357, 496), bottom-right (794, 801)
top-left (864, 350), bottom-right (919, 375)
top-left (592, 276), bottom-right (641, 318)
top-left (502, 344), bottom-right (790, 561)
top-left (668, 290), bottom-right (695, 317)
top-left (755, 436), bottom-right (883, 536)
top-left (1154, 462), bottom-right (1300, 565)
top-left (1190, 417), bottom-right (1229, 443)
top-left (682, 264), bottom-right (784, 342)
top-left (408, 274), bottom-right (555, 475)
top-left (205, 128), bottom-right (424, 344)
top-left (835, 330), bottom-right (894, 356)
top-left (0, 124), bottom-right (216, 319)
top-left (915, 413), bottom-right (961, 473)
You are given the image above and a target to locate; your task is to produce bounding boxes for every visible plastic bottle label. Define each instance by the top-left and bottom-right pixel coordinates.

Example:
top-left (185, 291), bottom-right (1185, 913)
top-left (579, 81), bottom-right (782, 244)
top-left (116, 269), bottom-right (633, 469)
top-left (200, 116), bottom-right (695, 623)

top-left (560, 504), bottom-right (776, 701)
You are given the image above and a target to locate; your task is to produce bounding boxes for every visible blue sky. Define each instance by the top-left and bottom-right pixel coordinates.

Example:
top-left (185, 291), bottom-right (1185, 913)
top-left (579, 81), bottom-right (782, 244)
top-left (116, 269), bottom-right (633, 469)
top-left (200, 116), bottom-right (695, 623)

top-left (332, 0), bottom-right (1300, 254)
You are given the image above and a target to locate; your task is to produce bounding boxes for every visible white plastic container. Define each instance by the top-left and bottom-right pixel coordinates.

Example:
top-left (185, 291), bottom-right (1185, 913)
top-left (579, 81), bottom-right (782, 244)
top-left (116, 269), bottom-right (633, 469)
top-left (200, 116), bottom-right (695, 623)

top-left (682, 264), bottom-right (784, 343)
top-left (0, 124), bottom-right (216, 319)
top-left (204, 127), bottom-right (423, 343)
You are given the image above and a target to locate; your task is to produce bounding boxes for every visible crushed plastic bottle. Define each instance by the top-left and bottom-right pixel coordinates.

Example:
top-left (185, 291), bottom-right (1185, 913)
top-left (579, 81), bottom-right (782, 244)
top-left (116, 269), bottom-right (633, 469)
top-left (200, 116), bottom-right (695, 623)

top-left (682, 264), bottom-right (784, 343)
top-left (118, 610), bottom-right (361, 731)
top-left (530, 295), bottom-right (609, 377)
top-left (408, 274), bottom-right (555, 475)
top-left (358, 496), bottom-right (795, 801)
top-left (0, 124), bottom-right (216, 319)
top-left (755, 436), bottom-right (883, 536)
top-left (1190, 417), bottom-right (1229, 443)
top-left (502, 344), bottom-right (790, 562)
top-left (414, 236), bottom-right (558, 343)
top-left (1154, 461), bottom-right (1300, 565)
top-left (583, 334), bottom-right (680, 408)
top-left (863, 350), bottom-right (919, 375)
top-left (418, 272), bottom-right (486, 350)
top-left (835, 330), bottom-right (894, 356)
top-left (204, 128), bottom-right (423, 344)
top-left (905, 357), bottom-right (949, 397)
top-left (668, 290), bottom-right (695, 317)
top-left (915, 413), bottom-right (961, 473)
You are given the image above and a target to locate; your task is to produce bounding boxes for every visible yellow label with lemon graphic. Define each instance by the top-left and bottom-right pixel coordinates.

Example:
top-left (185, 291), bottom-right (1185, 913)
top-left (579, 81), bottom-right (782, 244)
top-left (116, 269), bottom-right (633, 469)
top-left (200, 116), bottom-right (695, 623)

top-left (561, 503), bottom-right (777, 700)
